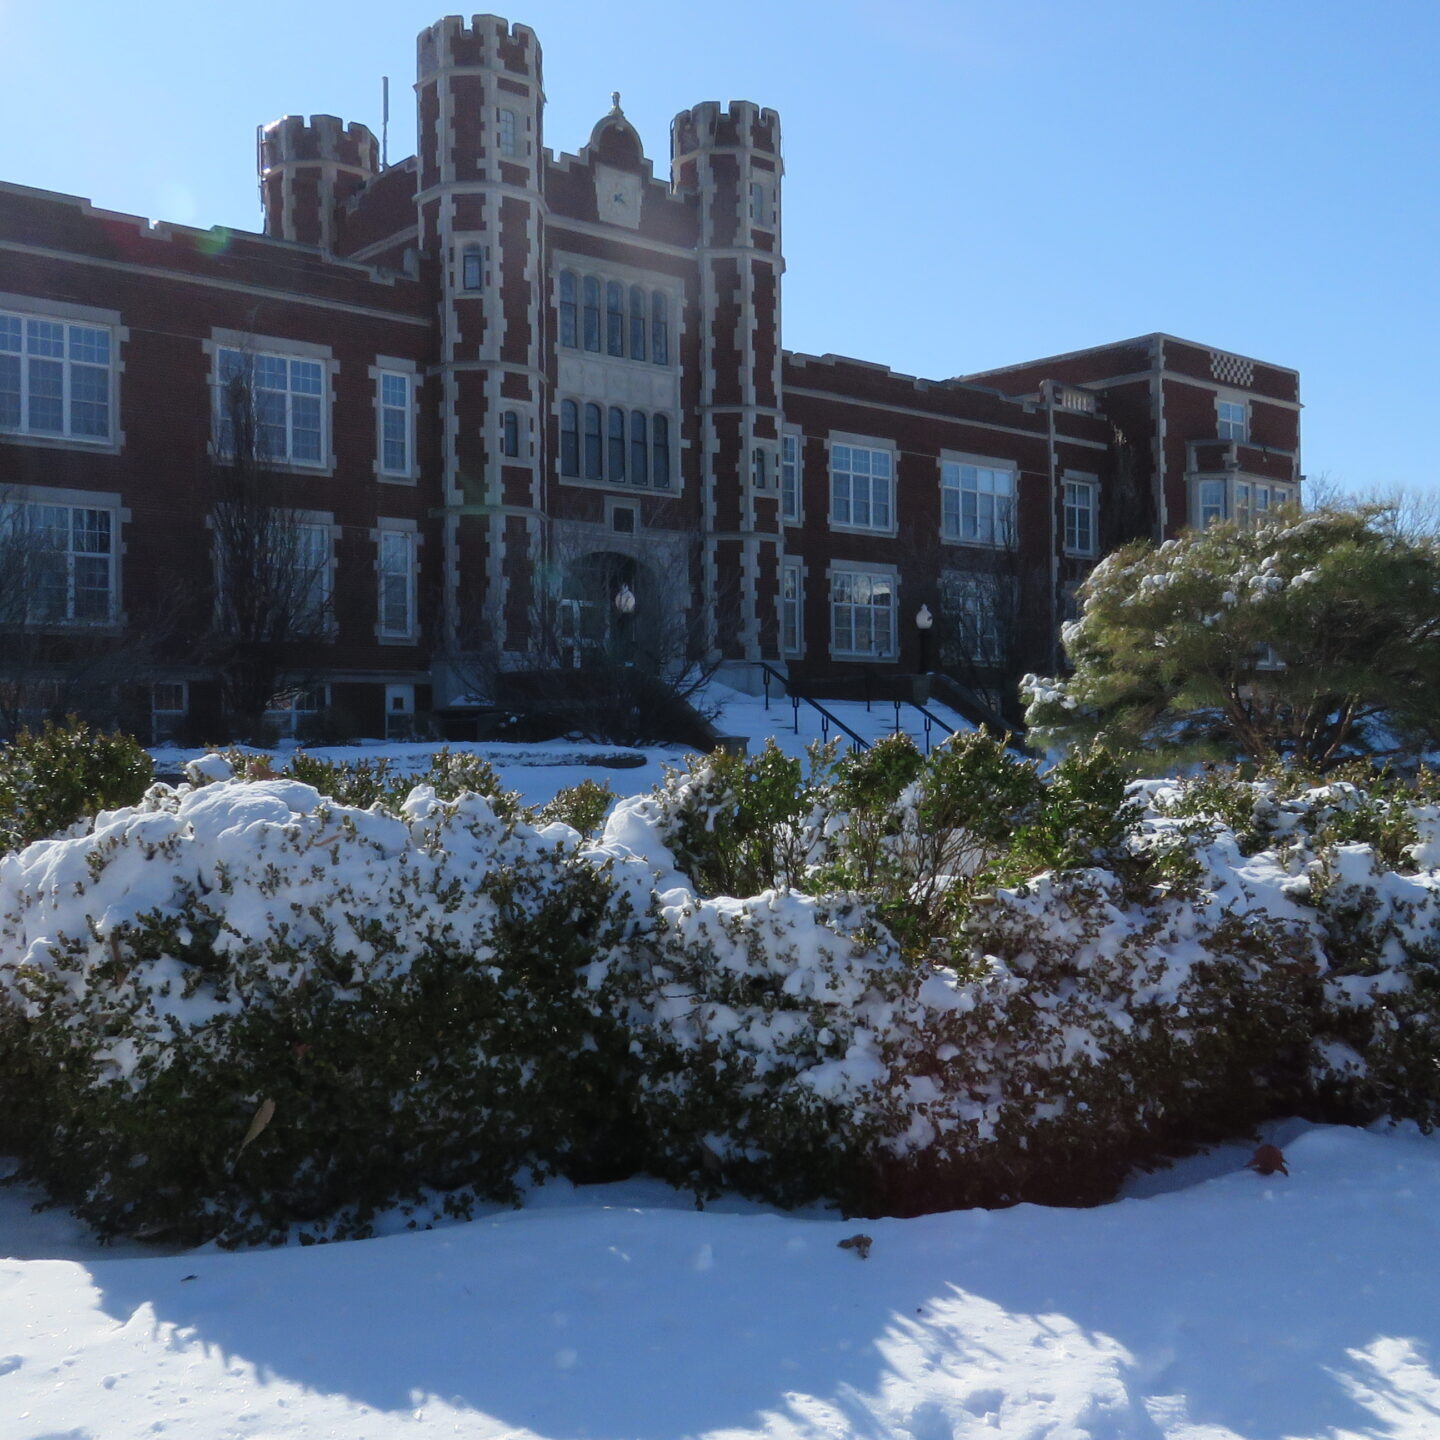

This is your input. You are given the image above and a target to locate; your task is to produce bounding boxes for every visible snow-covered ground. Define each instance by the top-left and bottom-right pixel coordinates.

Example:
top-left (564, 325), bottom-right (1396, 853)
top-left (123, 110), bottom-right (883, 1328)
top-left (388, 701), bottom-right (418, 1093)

top-left (14, 696), bottom-right (1437, 1437)
top-left (3, 1121), bottom-right (1439, 1439)
top-left (147, 683), bottom-right (976, 810)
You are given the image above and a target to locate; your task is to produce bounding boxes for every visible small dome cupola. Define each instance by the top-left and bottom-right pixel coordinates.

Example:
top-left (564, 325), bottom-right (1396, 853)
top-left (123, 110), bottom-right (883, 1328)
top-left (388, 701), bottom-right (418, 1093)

top-left (588, 92), bottom-right (644, 169)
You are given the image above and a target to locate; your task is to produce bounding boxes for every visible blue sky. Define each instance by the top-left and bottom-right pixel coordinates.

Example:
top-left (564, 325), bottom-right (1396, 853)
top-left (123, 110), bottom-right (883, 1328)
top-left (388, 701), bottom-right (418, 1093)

top-left (5, 0), bottom-right (1435, 495)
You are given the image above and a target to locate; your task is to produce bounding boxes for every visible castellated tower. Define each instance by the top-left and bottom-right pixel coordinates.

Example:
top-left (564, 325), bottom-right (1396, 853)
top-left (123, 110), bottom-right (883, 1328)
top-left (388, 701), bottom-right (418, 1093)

top-left (259, 115), bottom-right (379, 250)
top-left (672, 101), bottom-right (785, 665)
top-left (414, 14), bottom-right (545, 696)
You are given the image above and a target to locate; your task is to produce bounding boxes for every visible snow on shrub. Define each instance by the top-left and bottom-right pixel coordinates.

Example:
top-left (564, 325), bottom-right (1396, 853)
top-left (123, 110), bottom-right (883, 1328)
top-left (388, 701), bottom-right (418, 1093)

top-left (5, 739), bottom-right (1440, 1242)
top-left (0, 766), bottom-right (632, 1245)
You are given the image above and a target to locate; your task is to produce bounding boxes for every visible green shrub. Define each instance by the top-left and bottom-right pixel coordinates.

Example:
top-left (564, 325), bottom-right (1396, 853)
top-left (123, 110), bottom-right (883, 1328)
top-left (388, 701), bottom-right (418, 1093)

top-left (0, 719), bottom-right (152, 854)
top-left (538, 778), bottom-right (615, 835)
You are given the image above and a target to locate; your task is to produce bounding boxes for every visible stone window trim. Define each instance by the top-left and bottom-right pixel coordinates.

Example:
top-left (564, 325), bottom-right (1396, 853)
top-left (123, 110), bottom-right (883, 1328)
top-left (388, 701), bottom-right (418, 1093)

top-left (826, 432), bottom-right (898, 538)
top-left (1062, 471), bottom-right (1099, 558)
top-left (1, 487), bottom-right (127, 630)
top-left (780, 554), bottom-right (805, 657)
top-left (939, 449), bottom-right (1017, 550)
top-left (369, 357), bottom-right (419, 484)
top-left (0, 292), bottom-right (127, 455)
top-left (826, 559), bottom-right (899, 663)
top-left (1216, 391), bottom-right (1250, 443)
top-left (551, 257), bottom-right (680, 370)
top-left (780, 428), bottom-right (804, 525)
top-left (557, 397), bottom-right (678, 494)
top-left (1188, 473), bottom-right (1297, 530)
top-left (204, 331), bottom-right (337, 476)
top-left (371, 516), bottom-right (421, 645)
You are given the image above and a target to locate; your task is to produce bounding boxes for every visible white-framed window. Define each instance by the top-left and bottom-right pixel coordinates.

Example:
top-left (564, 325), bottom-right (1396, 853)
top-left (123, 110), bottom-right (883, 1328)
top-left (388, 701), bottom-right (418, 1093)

top-left (1192, 477), bottom-right (1295, 530)
top-left (293, 521), bottom-right (333, 631)
top-left (215, 347), bottom-right (325, 467)
top-left (461, 245), bottom-right (485, 291)
top-left (556, 266), bottom-right (673, 367)
top-left (1196, 478), bottom-right (1228, 528)
top-left (830, 442), bottom-right (893, 532)
top-left (498, 108), bottom-right (518, 157)
top-left (781, 557), bottom-right (804, 657)
top-left (1063, 476), bottom-right (1097, 557)
top-left (558, 400), bottom-right (673, 489)
top-left (941, 459), bottom-right (1015, 547)
top-left (781, 432), bottom-right (801, 522)
top-left (151, 682), bottom-right (188, 742)
top-left (942, 570), bottom-right (1009, 665)
top-left (0, 499), bottom-right (117, 623)
top-left (1, 310), bottom-right (113, 442)
top-left (830, 567), bottom-right (896, 660)
top-left (378, 528), bottom-right (416, 639)
top-left (378, 370), bottom-right (412, 476)
top-left (1217, 398), bottom-right (1248, 442)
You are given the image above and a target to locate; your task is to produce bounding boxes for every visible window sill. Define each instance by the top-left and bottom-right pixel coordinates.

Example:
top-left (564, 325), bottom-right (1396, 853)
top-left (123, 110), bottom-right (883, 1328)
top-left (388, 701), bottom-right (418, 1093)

top-left (378, 471), bottom-right (419, 486)
top-left (558, 474), bottom-right (677, 496)
top-left (830, 651), bottom-right (897, 664)
top-left (829, 520), bottom-right (898, 538)
top-left (1, 430), bottom-right (121, 456)
top-left (940, 532), bottom-right (1014, 550)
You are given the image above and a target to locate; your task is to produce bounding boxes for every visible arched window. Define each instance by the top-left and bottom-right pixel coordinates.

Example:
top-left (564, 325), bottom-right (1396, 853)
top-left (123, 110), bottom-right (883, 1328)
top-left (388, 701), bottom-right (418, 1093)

top-left (559, 271), bottom-right (578, 349)
top-left (608, 406), bottom-right (626, 481)
top-left (560, 401), bottom-right (579, 476)
top-left (582, 277), bottom-right (601, 352)
top-left (651, 291), bottom-right (669, 366)
top-left (462, 245), bottom-right (484, 291)
top-left (752, 447), bottom-right (767, 489)
top-left (606, 281), bottom-right (625, 357)
top-left (583, 403), bottom-right (602, 478)
top-left (629, 286), bottom-right (647, 361)
top-left (501, 409), bottom-right (520, 458)
top-left (630, 411), bottom-right (649, 486)
top-left (498, 108), bottom-right (518, 157)
top-left (652, 413), bottom-right (671, 488)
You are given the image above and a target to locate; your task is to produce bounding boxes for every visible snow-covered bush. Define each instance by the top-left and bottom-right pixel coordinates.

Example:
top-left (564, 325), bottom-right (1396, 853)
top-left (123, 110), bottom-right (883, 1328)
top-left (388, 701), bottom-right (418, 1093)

top-left (6, 742), bottom-right (1440, 1241)
top-left (0, 719), bottom-right (152, 854)
top-left (0, 767), bottom-right (631, 1245)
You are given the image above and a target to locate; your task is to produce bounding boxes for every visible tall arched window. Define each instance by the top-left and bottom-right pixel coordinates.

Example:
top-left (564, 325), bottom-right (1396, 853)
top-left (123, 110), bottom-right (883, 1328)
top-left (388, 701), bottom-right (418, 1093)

top-left (582, 277), bottom-right (601, 352)
top-left (501, 409), bottom-right (520, 458)
top-left (608, 406), bottom-right (626, 481)
top-left (630, 411), bottom-right (649, 486)
top-left (629, 286), bottom-right (647, 361)
top-left (752, 447), bottom-right (767, 489)
top-left (560, 400), bottom-right (579, 476)
top-left (559, 271), bottom-right (578, 349)
top-left (652, 414), bottom-right (671, 488)
top-left (462, 245), bottom-right (484, 291)
top-left (651, 291), bottom-right (669, 366)
top-left (606, 282), bottom-right (625, 357)
top-left (583, 403), bottom-right (602, 478)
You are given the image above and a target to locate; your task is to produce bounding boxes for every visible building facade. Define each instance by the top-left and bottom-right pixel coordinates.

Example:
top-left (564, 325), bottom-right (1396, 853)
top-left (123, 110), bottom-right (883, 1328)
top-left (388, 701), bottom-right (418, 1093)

top-left (0, 13), bottom-right (1303, 742)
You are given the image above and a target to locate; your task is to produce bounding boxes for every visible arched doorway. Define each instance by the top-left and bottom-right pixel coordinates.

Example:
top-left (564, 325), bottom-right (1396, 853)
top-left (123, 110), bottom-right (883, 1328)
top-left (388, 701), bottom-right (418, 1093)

top-left (557, 551), bottom-right (645, 668)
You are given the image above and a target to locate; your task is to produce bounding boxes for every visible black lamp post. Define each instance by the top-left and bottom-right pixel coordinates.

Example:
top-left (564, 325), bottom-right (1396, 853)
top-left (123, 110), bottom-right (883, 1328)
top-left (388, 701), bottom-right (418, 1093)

top-left (915, 603), bottom-right (934, 674)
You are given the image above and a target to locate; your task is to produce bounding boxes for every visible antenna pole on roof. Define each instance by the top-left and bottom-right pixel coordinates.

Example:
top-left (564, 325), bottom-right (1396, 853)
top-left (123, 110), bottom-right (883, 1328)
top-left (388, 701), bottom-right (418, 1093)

top-left (381, 76), bottom-right (390, 170)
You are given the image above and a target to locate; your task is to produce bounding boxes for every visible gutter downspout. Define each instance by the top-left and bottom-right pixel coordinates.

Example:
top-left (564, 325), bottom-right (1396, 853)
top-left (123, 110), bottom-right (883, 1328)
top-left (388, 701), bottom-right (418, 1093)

top-left (1046, 382), bottom-right (1060, 675)
top-left (1152, 337), bottom-right (1168, 540)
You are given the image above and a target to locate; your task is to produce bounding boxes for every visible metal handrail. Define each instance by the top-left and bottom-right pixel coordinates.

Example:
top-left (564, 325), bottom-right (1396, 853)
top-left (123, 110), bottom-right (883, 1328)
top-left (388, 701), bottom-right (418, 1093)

top-left (758, 662), bottom-right (870, 752)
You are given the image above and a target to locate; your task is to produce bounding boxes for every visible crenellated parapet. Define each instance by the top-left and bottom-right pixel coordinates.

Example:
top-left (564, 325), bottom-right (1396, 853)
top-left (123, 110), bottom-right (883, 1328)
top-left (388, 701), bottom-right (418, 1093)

top-left (259, 114), bottom-right (378, 250)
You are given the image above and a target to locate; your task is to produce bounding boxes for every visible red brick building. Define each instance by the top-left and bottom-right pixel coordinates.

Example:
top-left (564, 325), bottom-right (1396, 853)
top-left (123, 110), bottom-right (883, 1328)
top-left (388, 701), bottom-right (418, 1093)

top-left (0, 13), bottom-right (1302, 742)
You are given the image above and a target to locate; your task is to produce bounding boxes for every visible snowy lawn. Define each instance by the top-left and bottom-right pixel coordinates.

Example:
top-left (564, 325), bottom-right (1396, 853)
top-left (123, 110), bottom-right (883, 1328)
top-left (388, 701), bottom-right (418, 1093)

top-left (146, 683), bottom-right (975, 811)
top-left (2, 1121), bottom-right (1438, 1438)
